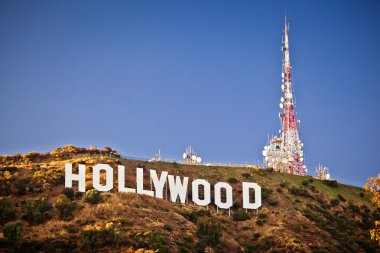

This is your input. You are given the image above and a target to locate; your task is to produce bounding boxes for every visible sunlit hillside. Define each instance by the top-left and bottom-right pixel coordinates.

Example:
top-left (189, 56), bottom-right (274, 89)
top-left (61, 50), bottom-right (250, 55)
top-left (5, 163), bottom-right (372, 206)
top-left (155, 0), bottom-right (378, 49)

top-left (0, 146), bottom-right (379, 252)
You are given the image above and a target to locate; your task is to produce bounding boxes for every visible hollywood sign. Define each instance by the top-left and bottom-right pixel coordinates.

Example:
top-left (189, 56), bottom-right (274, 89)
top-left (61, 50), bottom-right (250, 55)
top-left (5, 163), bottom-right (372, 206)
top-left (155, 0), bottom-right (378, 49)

top-left (65, 163), bottom-right (262, 210)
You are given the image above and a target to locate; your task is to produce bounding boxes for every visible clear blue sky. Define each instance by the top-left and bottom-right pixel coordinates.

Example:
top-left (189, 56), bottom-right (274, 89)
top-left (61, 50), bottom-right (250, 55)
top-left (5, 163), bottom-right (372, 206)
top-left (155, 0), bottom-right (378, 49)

top-left (0, 1), bottom-right (379, 187)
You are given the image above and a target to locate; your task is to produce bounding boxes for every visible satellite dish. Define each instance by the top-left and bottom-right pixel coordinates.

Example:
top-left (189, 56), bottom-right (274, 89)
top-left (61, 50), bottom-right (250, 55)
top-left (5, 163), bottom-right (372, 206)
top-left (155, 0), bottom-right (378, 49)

top-left (262, 150), bottom-right (267, 156)
top-left (196, 157), bottom-right (201, 163)
top-left (300, 157), bottom-right (304, 162)
top-left (281, 73), bottom-right (284, 78)
top-left (264, 146), bottom-right (269, 150)
top-left (281, 84), bottom-right (285, 90)
top-left (297, 120), bottom-right (301, 124)
top-left (299, 153), bottom-right (303, 157)
top-left (302, 165), bottom-right (306, 169)
top-left (280, 97), bottom-right (284, 103)
top-left (265, 157), bottom-right (269, 161)
top-left (279, 130), bottom-right (282, 134)
top-left (279, 103), bottom-right (283, 109)
top-left (191, 155), bottom-right (197, 161)
top-left (183, 153), bottom-right (187, 159)
top-left (267, 162), bottom-right (272, 167)
top-left (282, 158), bottom-right (288, 164)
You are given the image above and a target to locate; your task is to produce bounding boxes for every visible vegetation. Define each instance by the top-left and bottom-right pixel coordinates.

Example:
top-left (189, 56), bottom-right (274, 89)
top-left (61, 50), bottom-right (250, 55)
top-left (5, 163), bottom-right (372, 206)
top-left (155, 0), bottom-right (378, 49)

top-left (55, 194), bottom-right (77, 220)
top-left (196, 216), bottom-right (223, 246)
top-left (365, 174), bottom-right (380, 244)
top-left (22, 197), bottom-right (52, 224)
top-left (2, 220), bottom-right (24, 252)
top-left (233, 210), bottom-right (250, 221)
top-left (0, 197), bottom-right (15, 221)
top-left (0, 146), bottom-right (379, 252)
top-left (84, 189), bottom-right (101, 204)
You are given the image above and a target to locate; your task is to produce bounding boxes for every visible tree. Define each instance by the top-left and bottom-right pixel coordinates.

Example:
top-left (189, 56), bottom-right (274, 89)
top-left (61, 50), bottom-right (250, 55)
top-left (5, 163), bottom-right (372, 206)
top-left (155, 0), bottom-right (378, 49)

top-left (365, 174), bottom-right (380, 244)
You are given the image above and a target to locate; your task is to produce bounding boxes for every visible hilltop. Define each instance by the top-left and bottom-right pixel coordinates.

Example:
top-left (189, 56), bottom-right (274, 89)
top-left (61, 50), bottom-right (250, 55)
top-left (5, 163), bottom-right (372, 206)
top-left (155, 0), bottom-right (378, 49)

top-left (0, 145), bottom-right (379, 252)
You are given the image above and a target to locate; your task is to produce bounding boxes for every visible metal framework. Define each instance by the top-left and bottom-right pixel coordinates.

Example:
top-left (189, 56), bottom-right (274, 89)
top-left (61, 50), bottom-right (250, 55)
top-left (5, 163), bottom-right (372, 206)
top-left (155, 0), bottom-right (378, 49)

top-left (262, 16), bottom-right (307, 176)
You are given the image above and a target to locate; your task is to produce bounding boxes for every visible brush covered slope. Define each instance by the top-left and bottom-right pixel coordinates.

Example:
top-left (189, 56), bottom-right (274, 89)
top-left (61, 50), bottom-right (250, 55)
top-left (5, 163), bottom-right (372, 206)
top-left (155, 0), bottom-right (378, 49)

top-left (0, 145), bottom-right (379, 253)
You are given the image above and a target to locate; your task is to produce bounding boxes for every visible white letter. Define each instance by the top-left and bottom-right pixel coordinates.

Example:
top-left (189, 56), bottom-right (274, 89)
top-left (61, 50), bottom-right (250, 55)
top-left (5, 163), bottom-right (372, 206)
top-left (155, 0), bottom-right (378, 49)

top-left (136, 168), bottom-right (154, 196)
top-left (214, 182), bottom-right (233, 209)
top-left (65, 163), bottom-right (85, 192)
top-left (118, 165), bottom-right (136, 193)
top-left (93, 164), bottom-right (113, 192)
top-left (150, 169), bottom-right (168, 198)
top-left (192, 179), bottom-right (211, 206)
top-left (242, 182), bottom-right (261, 209)
top-left (168, 175), bottom-right (188, 203)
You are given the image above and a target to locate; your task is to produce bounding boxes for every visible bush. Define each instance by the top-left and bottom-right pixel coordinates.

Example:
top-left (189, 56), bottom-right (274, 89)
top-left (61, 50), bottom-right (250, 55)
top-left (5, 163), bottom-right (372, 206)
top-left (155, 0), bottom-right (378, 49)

top-left (233, 210), bottom-right (250, 221)
top-left (196, 216), bottom-right (223, 246)
top-left (56, 194), bottom-right (77, 220)
top-left (62, 187), bottom-right (74, 199)
top-left (84, 189), bottom-right (101, 204)
top-left (337, 194), bottom-right (346, 202)
top-left (302, 180), bottom-right (309, 186)
top-left (330, 198), bottom-right (340, 207)
top-left (0, 197), bottom-right (15, 221)
top-left (324, 180), bottom-right (338, 188)
top-left (256, 219), bottom-right (264, 226)
top-left (81, 224), bottom-right (104, 249)
top-left (228, 177), bottom-right (238, 184)
top-left (289, 187), bottom-right (312, 198)
top-left (147, 231), bottom-right (168, 252)
top-left (179, 208), bottom-right (211, 223)
top-left (262, 187), bottom-right (273, 200)
top-left (242, 173), bottom-right (251, 179)
top-left (22, 197), bottom-right (52, 224)
top-left (2, 220), bottom-right (24, 252)
top-left (268, 199), bottom-right (279, 206)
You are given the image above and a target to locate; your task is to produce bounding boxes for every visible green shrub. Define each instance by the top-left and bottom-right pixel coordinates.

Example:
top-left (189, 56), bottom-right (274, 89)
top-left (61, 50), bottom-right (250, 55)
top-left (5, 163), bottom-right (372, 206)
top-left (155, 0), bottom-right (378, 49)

top-left (280, 181), bottom-right (289, 188)
top-left (256, 219), bottom-right (264, 226)
top-left (179, 208), bottom-right (211, 223)
top-left (302, 180), bottom-right (309, 186)
top-left (163, 224), bottom-right (173, 231)
top-left (62, 187), bottom-right (74, 199)
top-left (253, 232), bottom-right (260, 239)
top-left (324, 180), bottom-right (338, 188)
top-left (228, 177), bottom-right (238, 184)
top-left (242, 173), bottom-right (251, 179)
top-left (330, 198), bottom-right (340, 207)
top-left (289, 187), bottom-right (312, 198)
top-left (56, 194), bottom-right (77, 220)
top-left (84, 189), bottom-right (101, 204)
top-left (258, 213), bottom-right (267, 219)
top-left (196, 216), bottom-right (223, 246)
top-left (147, 231), bottom-right (168, 252)
top-left (0, 197), bottom-right (15, 221)
top-left (2, 220), bottom-right (24, 252)
top-left (268, 199), bottom-right (279, 206)
top-left (22, 197), bottom-right (52, 224)
top-left (233, 210), bottom-right (250, 221)
top-left (81, 224), bottom-right (104, 249)
top-left (262, 187), bottom-right (273, 200)
top-left (337, 194), bottom-right (346, 202)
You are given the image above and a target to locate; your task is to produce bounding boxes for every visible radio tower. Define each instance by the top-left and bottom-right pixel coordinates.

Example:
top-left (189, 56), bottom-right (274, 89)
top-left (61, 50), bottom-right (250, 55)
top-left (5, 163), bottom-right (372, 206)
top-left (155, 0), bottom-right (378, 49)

top-left (262, 16), bottom-right (307, 176)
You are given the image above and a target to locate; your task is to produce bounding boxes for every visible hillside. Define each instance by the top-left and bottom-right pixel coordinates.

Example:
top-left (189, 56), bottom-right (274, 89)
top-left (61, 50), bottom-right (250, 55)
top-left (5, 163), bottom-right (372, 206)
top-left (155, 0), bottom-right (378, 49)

top-left (0, 145), bottom-right (379, 252)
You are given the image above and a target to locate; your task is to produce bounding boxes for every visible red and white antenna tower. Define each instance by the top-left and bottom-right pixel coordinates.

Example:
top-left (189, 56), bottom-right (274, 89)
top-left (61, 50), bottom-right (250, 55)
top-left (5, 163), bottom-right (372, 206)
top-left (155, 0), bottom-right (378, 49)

top-left (262, 16), bottom-right (307, 175)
